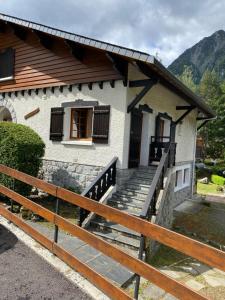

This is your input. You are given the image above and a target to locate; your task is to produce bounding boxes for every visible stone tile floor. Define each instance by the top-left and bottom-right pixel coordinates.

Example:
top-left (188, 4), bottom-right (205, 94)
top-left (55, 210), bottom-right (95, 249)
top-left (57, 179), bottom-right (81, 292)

top-left (129, 258), bottom-right (225, 300)
top-left (26, 220), bottom-right (133, 286)
top-left (127, 196), bottom-right (225, 299)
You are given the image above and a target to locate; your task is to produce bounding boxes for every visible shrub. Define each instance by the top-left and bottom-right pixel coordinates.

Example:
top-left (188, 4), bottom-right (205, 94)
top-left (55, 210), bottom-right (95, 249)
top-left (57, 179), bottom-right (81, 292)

top-left (0, 122), bottom-right (45, 196)
top-left (211, 174), bottom-right (225, 186)
top-left (211, 165), bottom-right (225, 177)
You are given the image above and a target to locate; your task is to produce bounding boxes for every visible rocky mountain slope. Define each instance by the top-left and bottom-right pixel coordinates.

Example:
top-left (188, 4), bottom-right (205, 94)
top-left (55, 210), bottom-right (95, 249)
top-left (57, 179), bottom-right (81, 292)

top-left (168, 30), bottom-right (225, 83)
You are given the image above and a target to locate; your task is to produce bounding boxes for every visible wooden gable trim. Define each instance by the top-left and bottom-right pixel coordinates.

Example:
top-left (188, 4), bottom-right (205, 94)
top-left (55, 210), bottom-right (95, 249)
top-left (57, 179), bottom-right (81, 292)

top-left (24, 107), bottom-right (40, 120)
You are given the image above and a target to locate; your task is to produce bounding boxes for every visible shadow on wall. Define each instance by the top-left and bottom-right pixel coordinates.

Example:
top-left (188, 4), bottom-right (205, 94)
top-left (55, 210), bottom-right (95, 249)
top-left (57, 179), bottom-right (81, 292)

top-left (51, 168), bottom-right (82, 193)
top-left (0, 224), bottom-right (18, 255)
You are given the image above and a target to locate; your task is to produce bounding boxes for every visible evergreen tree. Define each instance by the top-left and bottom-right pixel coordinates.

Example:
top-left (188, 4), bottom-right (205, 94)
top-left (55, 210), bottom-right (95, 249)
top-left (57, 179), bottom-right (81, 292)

top-left (178, 68), bottom-right (225, 159)
top-left (178, 65), bottom-right (197, 92)
top-left (199, 71), bottom-right (225, 159)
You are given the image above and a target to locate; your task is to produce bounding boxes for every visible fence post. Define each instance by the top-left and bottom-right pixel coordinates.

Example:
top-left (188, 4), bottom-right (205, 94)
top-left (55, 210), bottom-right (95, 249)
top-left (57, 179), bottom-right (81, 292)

top-left (134, 234), bottom-right (145, 299)
top-left (54, 197), bottom-right (60, 243)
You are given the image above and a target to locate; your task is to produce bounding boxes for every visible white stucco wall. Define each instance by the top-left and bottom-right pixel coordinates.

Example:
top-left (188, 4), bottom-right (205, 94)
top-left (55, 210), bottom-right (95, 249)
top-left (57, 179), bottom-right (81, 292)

top-left (4, 81), bottom-right (128, 168)
top-left (2, 64), bottom-right (198, 171)
top-left (126, 65), bottom-right (198, 166)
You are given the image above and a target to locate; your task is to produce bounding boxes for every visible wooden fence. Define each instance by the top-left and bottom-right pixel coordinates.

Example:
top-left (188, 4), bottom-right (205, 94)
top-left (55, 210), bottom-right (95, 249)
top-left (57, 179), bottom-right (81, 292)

top-left (0, 164), bottom-right (224, 300)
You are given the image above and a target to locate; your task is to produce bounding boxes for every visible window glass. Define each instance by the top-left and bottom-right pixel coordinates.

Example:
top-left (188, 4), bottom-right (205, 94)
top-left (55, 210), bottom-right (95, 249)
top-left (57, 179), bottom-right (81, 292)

top-left (70, 108), bottom-right (93, 139)
top-left (0, 48), bottom-right (14, 80)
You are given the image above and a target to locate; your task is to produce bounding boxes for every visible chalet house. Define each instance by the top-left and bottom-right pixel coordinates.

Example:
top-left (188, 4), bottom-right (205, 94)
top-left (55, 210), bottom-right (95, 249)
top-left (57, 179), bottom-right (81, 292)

top-left (0, 13), bottom-right (215, 262)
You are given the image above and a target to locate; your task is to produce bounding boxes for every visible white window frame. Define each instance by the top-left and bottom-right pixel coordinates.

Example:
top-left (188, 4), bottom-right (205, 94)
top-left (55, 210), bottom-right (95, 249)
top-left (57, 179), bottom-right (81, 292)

top-left (62, 106), bottom-right (94, 146)
top-left (174, 164), bottom-right (191, 192)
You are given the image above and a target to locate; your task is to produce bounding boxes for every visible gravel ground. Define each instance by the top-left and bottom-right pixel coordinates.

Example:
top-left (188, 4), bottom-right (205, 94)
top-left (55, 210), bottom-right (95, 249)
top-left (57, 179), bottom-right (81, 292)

top-left (0, 224), bottom-right (93, 300)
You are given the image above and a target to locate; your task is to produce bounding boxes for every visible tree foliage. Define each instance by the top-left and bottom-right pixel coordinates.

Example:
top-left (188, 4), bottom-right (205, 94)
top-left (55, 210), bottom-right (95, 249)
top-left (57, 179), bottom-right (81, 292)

top-left (178, 65), bottom-right (197, 92)
top-left (0, 122), bottom-right (45, 196)
top-left (178, 67), bottom-right (225, 159)
top-left (198, 71), bottom-right (225, 159)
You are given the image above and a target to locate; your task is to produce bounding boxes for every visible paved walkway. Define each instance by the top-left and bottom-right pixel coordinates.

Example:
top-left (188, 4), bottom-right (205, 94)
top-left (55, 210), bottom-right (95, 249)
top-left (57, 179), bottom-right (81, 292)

top-left (0, 224), bottom-right (92, 300)
top-left (27, 220), bottom-right (133, 286)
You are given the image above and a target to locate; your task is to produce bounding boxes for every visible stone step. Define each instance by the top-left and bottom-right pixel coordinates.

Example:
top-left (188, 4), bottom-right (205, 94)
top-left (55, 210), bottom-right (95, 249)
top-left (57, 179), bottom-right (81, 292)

top-left (90, 229), bottom-right (140, 251)
top-left (134, 172), bottom-right (156, 179)
top-left (108, 198), bottom-right (143, 210)
top-left (124, 185), bottom-right (150, 194)
top-left (90, 219), bottom-right (140, 240)
top-left (112, 193), bottom-right (146, 204)
top-left (137, 166), bottom-right (157, 172)
top-left (116, 190), bottom-right (148, 200)
top-left (128, 178), bottom-right (153, 185)
top-left (107, 200), bottom-right (141, 216)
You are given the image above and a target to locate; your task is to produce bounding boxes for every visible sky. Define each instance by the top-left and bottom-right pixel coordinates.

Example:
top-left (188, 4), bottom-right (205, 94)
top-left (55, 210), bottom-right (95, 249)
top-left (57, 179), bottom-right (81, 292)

top-left (0, 0), bottom-right (224, 66)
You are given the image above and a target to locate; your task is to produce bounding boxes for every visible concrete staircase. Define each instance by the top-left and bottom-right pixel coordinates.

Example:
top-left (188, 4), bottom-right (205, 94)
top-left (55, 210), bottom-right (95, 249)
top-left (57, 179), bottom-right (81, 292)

top-left (88, 166), bottom-right (157, 258)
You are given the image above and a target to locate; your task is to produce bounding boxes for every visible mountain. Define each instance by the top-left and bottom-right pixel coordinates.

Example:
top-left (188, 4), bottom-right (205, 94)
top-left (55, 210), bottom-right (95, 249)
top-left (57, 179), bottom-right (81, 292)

top-left (168, 30), bottom-right (225, 83)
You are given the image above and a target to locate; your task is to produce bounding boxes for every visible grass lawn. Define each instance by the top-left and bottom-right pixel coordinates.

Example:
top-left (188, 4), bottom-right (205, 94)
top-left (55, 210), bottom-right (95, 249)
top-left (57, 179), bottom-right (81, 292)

top-left (197, 182), bottom-right (223, 195)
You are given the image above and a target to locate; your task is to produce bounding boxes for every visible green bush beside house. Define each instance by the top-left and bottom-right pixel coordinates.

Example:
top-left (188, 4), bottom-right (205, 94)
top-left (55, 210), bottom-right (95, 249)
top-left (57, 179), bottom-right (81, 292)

top-left (0, 122), bottom-right (45, 196)
top-left (211, 174), bottom-right (225, 186)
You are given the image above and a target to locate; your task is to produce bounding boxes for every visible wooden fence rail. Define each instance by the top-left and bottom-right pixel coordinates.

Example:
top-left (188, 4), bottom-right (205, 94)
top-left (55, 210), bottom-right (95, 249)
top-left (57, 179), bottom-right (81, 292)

top-left (0, 184), bottom-right (205, 300)
top-left (0, 164), bottom-right (224, 299)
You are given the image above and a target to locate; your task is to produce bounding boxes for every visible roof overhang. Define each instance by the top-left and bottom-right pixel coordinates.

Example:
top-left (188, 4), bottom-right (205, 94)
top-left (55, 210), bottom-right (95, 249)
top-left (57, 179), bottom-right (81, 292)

top-left (0, 12), bottom-right (216, 119)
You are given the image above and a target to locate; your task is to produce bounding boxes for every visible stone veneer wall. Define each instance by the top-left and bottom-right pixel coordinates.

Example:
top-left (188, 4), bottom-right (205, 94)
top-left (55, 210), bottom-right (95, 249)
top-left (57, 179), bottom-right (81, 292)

top-left (41, 159), bottom-right (135, 192)
top-left (146, 161), bottom-right (194, 258)
top-left (41, 159), bottom-right (103, 191)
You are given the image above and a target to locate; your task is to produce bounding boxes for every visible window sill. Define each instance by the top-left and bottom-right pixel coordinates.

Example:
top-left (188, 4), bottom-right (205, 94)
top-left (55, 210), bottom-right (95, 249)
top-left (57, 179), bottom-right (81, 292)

top-left (174, 183), bottom-right (190, 192)
top-left (0, 76), bottom-right (14, 82)
top-left (61, 140), bottom-right (93, 146)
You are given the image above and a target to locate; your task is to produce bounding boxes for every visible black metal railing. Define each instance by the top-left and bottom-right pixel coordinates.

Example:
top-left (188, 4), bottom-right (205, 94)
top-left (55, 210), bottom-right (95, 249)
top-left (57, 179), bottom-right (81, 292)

top-left (149, 136), bottom-right (171, 163)
top-left (134, 142), bottom-right (176, 299)
top-left (79, 157), bottom-right (118, 226)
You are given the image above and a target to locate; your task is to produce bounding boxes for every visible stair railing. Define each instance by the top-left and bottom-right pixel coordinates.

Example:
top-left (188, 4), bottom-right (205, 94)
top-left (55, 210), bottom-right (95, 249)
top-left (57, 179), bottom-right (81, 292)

top-left (79, 156), bottom-right (118, 226)
top-left (134, 142), bottom-right (176, 299)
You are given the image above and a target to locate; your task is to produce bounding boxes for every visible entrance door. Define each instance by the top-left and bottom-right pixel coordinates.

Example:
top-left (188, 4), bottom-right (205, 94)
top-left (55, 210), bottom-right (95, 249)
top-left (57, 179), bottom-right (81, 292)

top-left (128, 109), bottom-right (143, 168)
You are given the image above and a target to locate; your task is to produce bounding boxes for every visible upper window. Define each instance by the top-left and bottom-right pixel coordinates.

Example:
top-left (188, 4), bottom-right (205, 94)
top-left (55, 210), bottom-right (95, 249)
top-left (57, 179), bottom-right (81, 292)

top-left (70, 108), bottom-right (93, 140)
top-left (0, 48), bottom-right (15, 81)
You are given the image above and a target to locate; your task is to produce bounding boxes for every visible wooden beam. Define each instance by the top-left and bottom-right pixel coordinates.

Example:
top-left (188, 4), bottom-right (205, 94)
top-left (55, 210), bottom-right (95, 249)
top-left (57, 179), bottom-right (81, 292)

top-left (139, 104), bottom-right (153, 113)
top-left (11, 24), bottom-right (28, 41)
top-left (129, 79), bottom-right (154, 87)
top-left (64, 40), bottom-right (85, 61)
top-left (127, 79), bottom-right (157, 113)
top-left (197, 120), bottom-right (209, 131)
top-left (175, 106), bottom-right (195, 124)
top-left (110, 80), bottom-right (115, 88)
top-left (176, 105), bottom-right (195, 110)
top-left (34, 30), bottom-right (54, 50)
top-left (197, 116), bottom-right (210, 120)
top-left (106, 52), bottom-right (128, 84)
top-left (24, 108), bottom-right (40, 120)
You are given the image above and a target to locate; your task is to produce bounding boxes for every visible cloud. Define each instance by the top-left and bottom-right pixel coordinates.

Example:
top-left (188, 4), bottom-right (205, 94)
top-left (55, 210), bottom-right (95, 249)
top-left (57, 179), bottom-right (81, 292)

top-left (0, 0), bottom-right (224, 65)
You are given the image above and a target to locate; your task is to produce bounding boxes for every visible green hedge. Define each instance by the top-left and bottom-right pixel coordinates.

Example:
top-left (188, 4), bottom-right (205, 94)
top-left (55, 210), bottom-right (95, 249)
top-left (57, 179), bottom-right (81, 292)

top-left (211, 174), bottom-right (225, 186)
top-left (0, 122), bottom-right (45, 196)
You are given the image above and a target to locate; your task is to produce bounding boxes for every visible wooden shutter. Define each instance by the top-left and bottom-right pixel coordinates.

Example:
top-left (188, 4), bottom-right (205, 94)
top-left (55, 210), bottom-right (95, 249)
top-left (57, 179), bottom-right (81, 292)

top-left (92, 105), bottom-right (110, 144)
top-left (50, 107), bottom-right (64, 141)
top-left (0, 48), bottom-right (15, 79)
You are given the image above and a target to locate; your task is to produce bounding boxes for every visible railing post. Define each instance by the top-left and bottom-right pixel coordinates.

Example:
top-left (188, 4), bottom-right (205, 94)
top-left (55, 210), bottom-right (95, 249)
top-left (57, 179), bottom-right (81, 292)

top-left (134, 233), bottom-right (145, 300)
top-left (54, 197), bottom-right (60, 243)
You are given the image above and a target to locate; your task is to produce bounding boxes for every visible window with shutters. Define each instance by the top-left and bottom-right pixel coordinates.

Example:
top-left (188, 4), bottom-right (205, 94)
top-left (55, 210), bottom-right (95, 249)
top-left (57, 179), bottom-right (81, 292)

top-left (70, 108), bottom-right (93, 140)
top-left (0, 48), bottom-right (15, 81)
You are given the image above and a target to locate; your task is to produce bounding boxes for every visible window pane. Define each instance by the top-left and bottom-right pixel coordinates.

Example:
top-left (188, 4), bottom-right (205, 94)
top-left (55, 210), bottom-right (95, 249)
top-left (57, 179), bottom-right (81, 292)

top-left (70, 108), bottom-right (93, 139)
